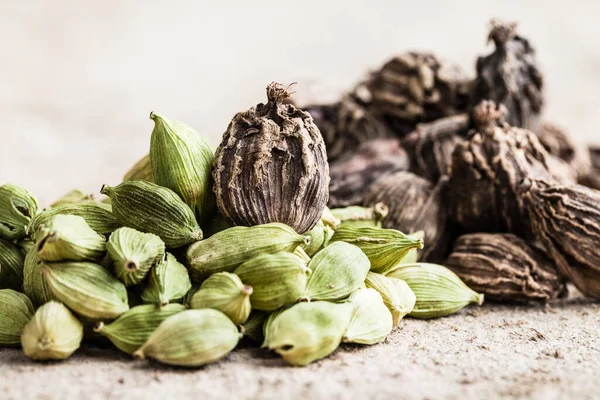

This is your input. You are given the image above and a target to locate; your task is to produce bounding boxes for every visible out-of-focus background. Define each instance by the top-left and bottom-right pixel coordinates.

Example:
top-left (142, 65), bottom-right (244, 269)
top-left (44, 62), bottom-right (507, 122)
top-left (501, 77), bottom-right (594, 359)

top-left (1, 0), bottom-right (599, 204)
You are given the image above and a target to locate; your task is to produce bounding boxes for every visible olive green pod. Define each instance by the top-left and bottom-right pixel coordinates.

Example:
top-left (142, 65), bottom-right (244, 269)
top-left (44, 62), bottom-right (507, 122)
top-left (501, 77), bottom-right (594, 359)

top-left (107, 227), bottom-right (165, 286)
top-left (150, 112), bottom-right (215, 223)
top-left (190, 272), bottom-right (252, 325)
top-left (141, 253), bottom-right (191, 306)
top-left (385, 263), bottom-right (484, 319)
top-left (265, 301), bottom-right (354, 366)
top-left (0, 184), bottom-right (38, 241)
top-left (101, 180), bottom-right (202, 248)
top-left (331, 226), bottom-right (424, 274)
top-left (36, 214), bottom-right (106, 262)
top-left (242, 311), bottom-right (268, 343)
top-left (301, 220), bottom-right (325, 257)
top-left (17, 238), bottom-right (35, 255)
top-left (21, 301), bottom-right (83, 360)
top-left (331, 203), bottom-right (388, 229)
top-left (94, 303), bottom-right (185, 354)
top-left (343, 289), bottom-right (393, 345)
top-left (261, 307), bottom-right (287, 348)
top-left (365, 272), bottom-right (415, 326)
top-left (234, 252), bottom-right (310, 311)
top-left (50, 189), bottom-right (94, 207)
top-left (187, 223), bottom-right (310, 281)
top-left (40, 261), bottom-right (129, 320)
top-left (0, 238), bottom-right (25, 290)
top-left (134, 309), bottom-right (241, 367)
top-left (123, 154), bottom-right (154, 182)
top-left (398, 231), bottom-right (424, 265)
top-left (0, 289), bottom-right (34, 346)
top-left (23, 249), bottom-right (54, 307)
top-left (301, 242), bottom-right (370, 302)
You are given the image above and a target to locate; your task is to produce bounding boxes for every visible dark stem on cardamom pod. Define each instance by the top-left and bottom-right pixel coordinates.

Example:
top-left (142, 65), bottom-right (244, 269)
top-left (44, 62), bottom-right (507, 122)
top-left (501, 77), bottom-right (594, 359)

top-left (266, 82), bottom-right (296, 104)
top-left (488, 20), bottom-right (518, 47)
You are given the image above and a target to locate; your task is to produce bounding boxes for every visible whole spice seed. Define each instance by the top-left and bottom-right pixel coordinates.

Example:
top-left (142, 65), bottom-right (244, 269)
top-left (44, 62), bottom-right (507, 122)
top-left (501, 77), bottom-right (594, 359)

top-left (0, 184), bottom-right (38, 241)
top-left (0, 237), bottom-right (25, 290)
top-left (23, 249), bottom-right (54, 307)
top-left (331, 203), bottom-right (389, 229)
top-left (123, 154), bottom-right (154, 182)
top-left (213, 82), bottom-right (329, 234)
top-left (343, 288), bottom-right (393, 345)
top-left (364, 272), bottom-right (416, 326)
top-left (141, 253), bottom-right (191, 306)
top-left (50, 189), bottom-right (94, 208)
top-left (0, 289), bottom-right (34, 346)
top-left (535, 122), bottom-right (590, 176)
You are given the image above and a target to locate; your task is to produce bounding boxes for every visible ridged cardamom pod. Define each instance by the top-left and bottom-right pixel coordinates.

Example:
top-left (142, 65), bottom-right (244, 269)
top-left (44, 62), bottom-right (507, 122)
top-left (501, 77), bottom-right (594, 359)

top-left (93, 303), bottom-right (185, 354)
top-left (234, 252), bottom-right (310, 311)
top-left (445, 233), bottom-right (566, 303)
top-left (23, 249), bottom-right (54, 307)
top-left (187, 223), bottom-right (310, 281)
top-left (242, 311), bottom-right (268, 343)
top-left (331, 203), bottom-right (388, 229)
top-left (301, 220), bottom-right (325, 257)
top-left (331, 226), bottom-right (423, 274)
top-left (364, 272), bottom-right (416, 326)
top-left (134, 309), bottom-right (241, 367)
top-left (141, 253), bottom-right (191, 306)
top-left (301, 242), bottom-right (370, 302)
top-left (190, 272), bottom-right (253, 325)
top-left (0, 238), bottom-right (25, 290)
top-left (213, 82), bottom-right (329, 234)
top-left (149, 112), bottom-right (215, 222)
top-left (385, 263), bottom-right (484, 319)
top-left (40, 261), bottom-right (129, 320)
top-left (101, 180), bottom-right (202, 248)
top-left (321, 207), bottom-right (340, 230)
top-left (35, 214), bottom-right (106, 262)
top-left (123, 154), bottom-right (154, 182)
top-left (399, 232), bottom-right (423, 265)
top-left (107, 227), bottom-right (165, 286)
top-left (520, 178), bottom-right (600, 298)
top-left (265, 301), bottom-right (354, 366)
top-left (50, 189), bottom-right (94, 208)
top-left (0, 289), bottom-right (34, 346)
top-left (21, 301), bottom-right (83, 361)
top-left (535, 122), bottom-right (590, 177)
top-left (343, 288), bottom-right (393, 345)
top-left (18, 238), bottom-right (35, 255)
top-left (0, 184), bottom-right (38, 241)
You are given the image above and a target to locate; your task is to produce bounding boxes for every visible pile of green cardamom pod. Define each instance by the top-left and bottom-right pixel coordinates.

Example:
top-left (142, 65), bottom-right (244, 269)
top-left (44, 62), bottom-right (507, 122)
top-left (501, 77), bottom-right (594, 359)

top-left (0, 110), bottom-right (483, 367)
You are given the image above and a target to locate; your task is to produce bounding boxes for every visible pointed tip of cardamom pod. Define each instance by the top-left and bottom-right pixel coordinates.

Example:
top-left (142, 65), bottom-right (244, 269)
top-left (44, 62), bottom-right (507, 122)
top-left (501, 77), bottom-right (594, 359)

top-left (303, 235), bottom-right (312, 247)
top-left (124, 260), bottom-right (138, 272)
top-left (517, 177), bottom-right (534, 194)
top-left (417, 238), bottom-right (425, 250)
top-left (100, 184), bottom-right (112, 196)
top-left (192, 229), bottom-right (203, 241)
top-left (266, 82), bottom-right (296, 103)
top-left (242, 285), bottom-right (253, 296)
top-left (472, 100), bottom-right (505, 129)
top-left (149, 111), bottom-right (157, 120)
top-left (133, 350), bottom-right (145, 361)
top-left (92, 322), bottom-right (105, 333)
top-left (475, 293), bottom-right (485, 306)
top-left (374, 203), bottom-right (389, 220)
top-left (488, 20), bottom-right (518, 47)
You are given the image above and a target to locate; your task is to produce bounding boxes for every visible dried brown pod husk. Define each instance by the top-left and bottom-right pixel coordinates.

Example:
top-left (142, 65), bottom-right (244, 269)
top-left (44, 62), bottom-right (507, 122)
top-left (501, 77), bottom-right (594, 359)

top-left (213, 82), bottom-right (329, 234)
top-left (519, 178), bottom-right (600, 298)
top-left (579, 146), bottom-right (600, 190)
top-left (535, 122), bottom-right (591, 177)
top-left (328, 138), bottom-right (409, 208)
top-left (363, 171), bottom-right (451, 262)
top-left (471, 20), bottom-right (544, 131)
top-left (445, 233), bottom-right (566, 303)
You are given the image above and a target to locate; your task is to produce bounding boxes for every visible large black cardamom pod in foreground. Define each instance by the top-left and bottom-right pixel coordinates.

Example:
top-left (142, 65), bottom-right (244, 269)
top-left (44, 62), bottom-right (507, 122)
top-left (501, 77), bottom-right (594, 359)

top-left (213, 83), bottom-right (329, 234)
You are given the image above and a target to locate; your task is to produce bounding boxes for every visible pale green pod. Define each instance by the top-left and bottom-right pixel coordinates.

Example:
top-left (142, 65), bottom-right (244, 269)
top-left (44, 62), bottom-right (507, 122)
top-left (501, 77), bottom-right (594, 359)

top-left (343, 288), bottom-right (393, 345)
top-left (365, 272), bottom-right (416, 326)
top-left (301, 242), bottom-right (370, 302)
top-left (332, 203), bottom-right (388, 229)
top-left (203, 213), bottom-right (232, 238)
top-left (141, 253), bottom-right (191, 306)
top-left (321, 207), bottom-right (340, 230)
top-left (293, 247), bottom-right (311, 263)
top-left (36, 214), bottom-right (106, 262)
top-left (150, 112), bottom-right (215, 223)
top-left (0, 289), bottom-right (34, 346)
top-left (107, 227), bottom-right (165, 286)
top-left (242, 311), bottom-right (268, 343)
top-left (301, 220), bottom-right (325, 257)
top-left (101, 180), bottom-right (202, 248)
top-left (261, 307), bottom-right (287, 348)
top-left (190, 272), bottom-right (252, 325)
top-left (385, 263), bottom-right (484, 319)
top-left (234, 252), bottom-right (310, 311)
top-left (123, 154), bottom-right (154, 182)
top-left (50, 189), bottom-right (93, 208)
top-left (21, 301), bottom-right (83, 360)
top-left (17, 238), bottom-right (35, 256)
top-left (40, 261), bottom-right (129, 320)
top-left (94, 303), bottom-right (185, 354)
top-left (398, 231), bottom-right (424, 265)
top-left (0, 238), bottom-right (25, 290)
top-left (134, 309), bottom-right (241, 367)
top-left (265, 301), bottom-right (354, 366)
top-left (331, 226), bottom-right (424, 274)
top-left (322, 225), bottom-right (335, 248)
top-left (23, 249), bottom-right (54, 307)
top-left (0, 184), bottom-right (38, 241)
top-left (187, 223), bottom-right (310, 281)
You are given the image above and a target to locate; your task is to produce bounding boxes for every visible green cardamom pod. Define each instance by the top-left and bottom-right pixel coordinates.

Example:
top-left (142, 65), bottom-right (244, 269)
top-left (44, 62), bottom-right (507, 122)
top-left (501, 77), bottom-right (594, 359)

top-left (261, 307), bottom-right (287, 348)
top-left (17, 238), bottom-right (35, 255)
top-left (40, 261), bottom-right (129, 320)
top-left (331, 226), bottom-right (424, 274)
top-left (242, 311), bottom-right (268, 343)
top-left (36, 214), bottom-right (106, 262)
top-left (332, 203), bottom-right (389, 229)
top-left (141, 253), bottom-right (191, 306)
top-left (123, 154), bottom-right (154, 182)
top-left (21, 301), bottom-right (83, 360)
top-left (293, 246), bottom-right (311, 263)
top-left (150, 112), bottom-right (215, 223)
top-left (398, 231), bottom-right (424, 265)
top-left (301, 242), bottom-right (370, 302)
top-left (321, 207), bottom-right (341, 230)
top-left (23, 249), bottom-right (54, 307)
top-left (385, 263), bottom-right (484, 319)
top-left (190, 272), bottom-right (252, 325)
top-left (107, 227), bottom-right (165, 286)
top-left (134, 309), bottom-right (241, 367)
top-left (187, 223), bottom-right (310, 280)
top-left (365, 272), bottom-right (415, 326)
top-left (0, 184), bottom-right (38, 241)
top-left (93, 303), bottom-right (185, 354)
top-left (265, 301), bottom-right (354, 366)
top-left (50, 189), bottom-right (94, 208)
top-left (301, 220), bottom-right (325, 257)
top-left (343, 288), bottom-right (393, 345)
top-left (0, 238), bottom-right (25, 290)
top-left (203, 213), bottom-right (232, 238)
top-left (234, 252), bottom-right (310, 311)
top-left (322, 225), bottom-right (335, 248)
top-left (101, 180), bottom-right (202, 248)
top-left (0, 289), bottom-right (34, 346)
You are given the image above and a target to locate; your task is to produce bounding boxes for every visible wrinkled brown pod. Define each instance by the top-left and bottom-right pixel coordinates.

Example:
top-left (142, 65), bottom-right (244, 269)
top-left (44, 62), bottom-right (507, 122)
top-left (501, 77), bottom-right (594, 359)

top-left (579, 146), bottom-right (600, 190)
top-left (471, 21), bottom-right (544, 131)
top-left (535, 122), bottom-right (591, 177)
top-left (328, 138), bottom-right (409, 208)
top-left (213, 82), bottom-right (329, 234)
top-left (363, 171), bottom-right (451, 262)
top-left (445, 233), bottom-right (566, 303)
